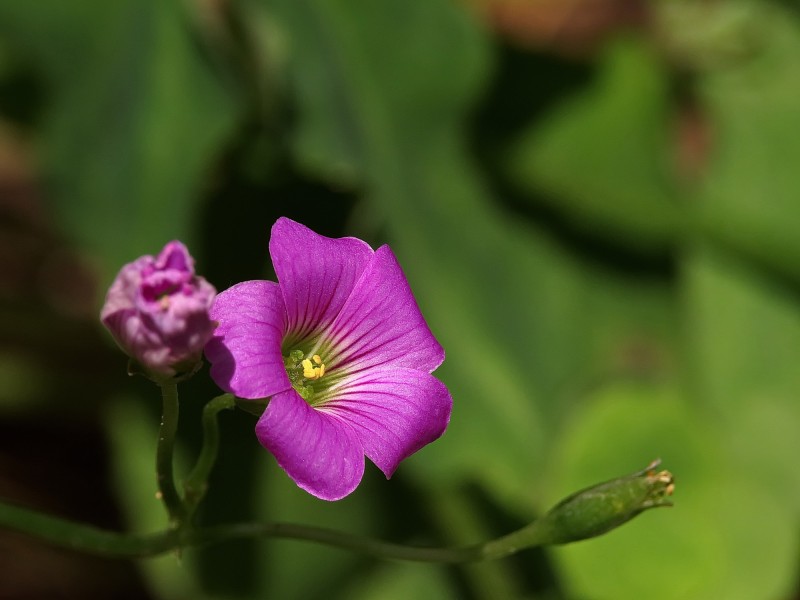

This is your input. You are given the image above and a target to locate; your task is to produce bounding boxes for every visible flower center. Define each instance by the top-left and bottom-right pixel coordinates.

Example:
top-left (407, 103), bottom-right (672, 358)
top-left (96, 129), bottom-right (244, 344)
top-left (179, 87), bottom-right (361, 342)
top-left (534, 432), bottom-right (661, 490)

top-left (284, 348), bottom-right (328, 403)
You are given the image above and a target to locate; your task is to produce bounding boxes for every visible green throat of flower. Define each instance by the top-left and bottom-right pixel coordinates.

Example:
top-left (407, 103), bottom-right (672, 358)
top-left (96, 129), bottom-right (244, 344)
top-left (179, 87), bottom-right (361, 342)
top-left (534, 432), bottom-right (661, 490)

top-left (284, 348), bottom-right (329, 405)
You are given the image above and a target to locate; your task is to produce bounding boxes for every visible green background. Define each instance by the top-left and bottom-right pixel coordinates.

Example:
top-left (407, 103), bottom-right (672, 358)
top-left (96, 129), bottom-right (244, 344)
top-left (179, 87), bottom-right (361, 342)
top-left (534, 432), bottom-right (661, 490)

top-left (1, 0), bottom-right (799, 598)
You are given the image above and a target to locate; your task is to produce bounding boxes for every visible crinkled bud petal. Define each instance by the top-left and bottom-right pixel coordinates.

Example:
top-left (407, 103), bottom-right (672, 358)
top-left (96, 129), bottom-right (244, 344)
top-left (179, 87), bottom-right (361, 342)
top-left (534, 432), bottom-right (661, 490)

top-left (101, 241), bottom-right (216, 379)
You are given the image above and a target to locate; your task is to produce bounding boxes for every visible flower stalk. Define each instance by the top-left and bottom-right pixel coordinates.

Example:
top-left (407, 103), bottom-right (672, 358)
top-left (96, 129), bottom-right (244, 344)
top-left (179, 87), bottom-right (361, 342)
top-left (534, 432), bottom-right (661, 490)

top-left (183, 393), bottom-right (236, 517)
top-left (156, 381), bottom-right (185, 526)
top-left (155, 390), bottom-right (236, 527)
top-left (0, 460), bottom-right (673, 561)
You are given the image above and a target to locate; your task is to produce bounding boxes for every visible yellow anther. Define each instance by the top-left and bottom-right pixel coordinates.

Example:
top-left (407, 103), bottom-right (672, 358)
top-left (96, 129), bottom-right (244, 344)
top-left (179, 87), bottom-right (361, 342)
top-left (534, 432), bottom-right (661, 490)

top-left (301, 356), bottom-right (326, 380)
top-left (301, 359), bottom-right (316, 378)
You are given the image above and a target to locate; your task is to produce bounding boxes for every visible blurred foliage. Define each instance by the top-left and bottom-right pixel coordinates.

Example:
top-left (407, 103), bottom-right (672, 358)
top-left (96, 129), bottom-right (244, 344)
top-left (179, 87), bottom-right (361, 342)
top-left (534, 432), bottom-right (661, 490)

top-left (1, 0), bottom-right (800, 598)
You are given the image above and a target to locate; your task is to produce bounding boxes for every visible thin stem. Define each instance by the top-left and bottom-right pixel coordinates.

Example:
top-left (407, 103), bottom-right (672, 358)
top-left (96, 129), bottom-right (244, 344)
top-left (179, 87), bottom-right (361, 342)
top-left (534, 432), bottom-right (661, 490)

top-left (183, 393), bottom-right (236, 516)
top-left (0, 499), bottom-right (178, 558)
top-left (0, 497), bottom-right (493, 561)
top-left (0, 460), bottom-right (670, 562)
top-left (157, 381), bottom-right (185, 525)
top-left (188, 522), bottom-right (484, 563)
top-left (477, 520), bottom-right (551, 560)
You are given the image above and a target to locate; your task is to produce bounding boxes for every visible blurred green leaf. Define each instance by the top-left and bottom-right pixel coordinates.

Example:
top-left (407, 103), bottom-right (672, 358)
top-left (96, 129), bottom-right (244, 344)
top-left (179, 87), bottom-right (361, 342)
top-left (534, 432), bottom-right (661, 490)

top-left (420, 483), bottom-right (527, 600)
top-left (0, 1), bottom-right (104, 85)
top-left (507, 40), bottom-right (681, 253)
top-left (549, 382), bottom-right (797, 600)
top-left (682, 247), bottom-right (800, 512)
top-left (250, 461), bottom-right (386, 600)
top-left (695, 4), bottom-right (800, 280)
top-left (342, 562), bottom-right (456, 600)
top-left (0, 353), bottom-right (48, 412)
top-left (506, 4), bottom-right (800, 284)
top-left (0, 0), bottom-right (241, 281)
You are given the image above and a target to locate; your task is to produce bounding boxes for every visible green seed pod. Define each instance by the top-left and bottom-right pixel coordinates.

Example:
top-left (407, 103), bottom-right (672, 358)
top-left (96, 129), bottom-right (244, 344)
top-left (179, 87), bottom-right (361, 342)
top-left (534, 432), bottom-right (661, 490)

top-left (537, 459), bottom-right (675, 545)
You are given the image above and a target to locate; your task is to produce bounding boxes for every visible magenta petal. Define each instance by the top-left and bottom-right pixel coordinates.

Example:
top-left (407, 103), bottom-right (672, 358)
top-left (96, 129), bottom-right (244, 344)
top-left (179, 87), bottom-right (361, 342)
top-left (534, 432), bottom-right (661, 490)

top-left (256, 389), bottom-right (365, 501)
top-left (269, 218), bottom-right (373, 341)
top-left (323, 368), bottom-right (452, 478)
top-left (326, 246), bottom-right (444, 374)
top-left (205, 280), bottom-right (290, 399)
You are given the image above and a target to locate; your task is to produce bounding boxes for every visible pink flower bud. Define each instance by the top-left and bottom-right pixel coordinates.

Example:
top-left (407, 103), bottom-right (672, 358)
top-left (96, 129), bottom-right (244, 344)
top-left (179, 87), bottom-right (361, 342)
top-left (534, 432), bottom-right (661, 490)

top-left (101, 241), bottom-right (216, 379)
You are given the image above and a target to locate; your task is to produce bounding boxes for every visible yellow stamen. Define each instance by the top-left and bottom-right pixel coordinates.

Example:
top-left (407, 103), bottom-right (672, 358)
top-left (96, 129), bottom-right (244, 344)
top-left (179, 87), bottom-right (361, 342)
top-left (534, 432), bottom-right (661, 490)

top-left (301, 359), bottom-right (316, 378)
top-left (301, 356), bottom-right (326, 380)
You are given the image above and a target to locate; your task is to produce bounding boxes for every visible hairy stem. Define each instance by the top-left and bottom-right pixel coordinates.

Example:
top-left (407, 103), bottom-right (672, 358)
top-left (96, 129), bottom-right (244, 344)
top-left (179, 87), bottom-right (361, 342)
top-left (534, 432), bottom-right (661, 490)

top-left (156, 381), bottom-right (185, 525)
top-left (1, 412), bottom-right (671, 565)
top-left (0, 499), bottom-right (520, 562)
top-left (183, 393), bottom-right (236, 517)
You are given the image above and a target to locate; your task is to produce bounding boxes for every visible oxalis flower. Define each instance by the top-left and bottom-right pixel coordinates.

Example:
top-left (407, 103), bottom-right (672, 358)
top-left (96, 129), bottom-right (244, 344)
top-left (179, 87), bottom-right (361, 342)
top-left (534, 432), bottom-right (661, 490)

top-left (205, 218), bottom-right (452, 501)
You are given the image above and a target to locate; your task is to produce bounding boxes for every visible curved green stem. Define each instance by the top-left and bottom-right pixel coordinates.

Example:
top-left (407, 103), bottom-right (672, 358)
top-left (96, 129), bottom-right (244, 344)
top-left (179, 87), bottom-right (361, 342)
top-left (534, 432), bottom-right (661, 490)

top-left (157, 381), bottom-right (185, 525)
top-left (188, 522), bottom-right (485, 562)
top-left (477, 520), bottom-right (551, 560)
top-left (0, 500), bottom-right (178, 558)
top-left (0, 499), bottom-right (522, 562)
top-left (0, 460), bottom-right (673, 562)
top-left (183, 393), bottom-right (236, 516)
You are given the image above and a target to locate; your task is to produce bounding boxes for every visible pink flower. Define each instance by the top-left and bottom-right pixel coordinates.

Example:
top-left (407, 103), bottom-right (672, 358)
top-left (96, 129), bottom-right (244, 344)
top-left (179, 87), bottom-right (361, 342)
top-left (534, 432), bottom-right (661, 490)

top-left (205, 218), bottom-right (452, 500)
top-left (101, 241), bottom-right (216, 379)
